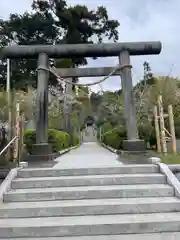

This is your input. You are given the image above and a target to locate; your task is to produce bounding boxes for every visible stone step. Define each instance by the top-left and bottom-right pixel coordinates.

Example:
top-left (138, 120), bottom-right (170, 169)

top-left (1, 197), bottom-right (180, 218)
top-left (3, 184), bottom-right (174, 202)
top-left (0, 233), bottom-right (180, 240)
top-left (0, 212), bottom-right (180, 237)
top-left (17, 164), bottom-right (159, 178)
top-left (11, 173), bottom-right (166, 189)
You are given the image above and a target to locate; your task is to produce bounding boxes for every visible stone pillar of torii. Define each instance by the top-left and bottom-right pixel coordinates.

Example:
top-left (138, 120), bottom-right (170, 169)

top-left (1, 41), bottom-right (162, 158)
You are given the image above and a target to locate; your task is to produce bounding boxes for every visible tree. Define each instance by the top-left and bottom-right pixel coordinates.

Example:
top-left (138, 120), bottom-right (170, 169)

top-left (133, 75), bottom-right (180, 144)
top-left (75, 86), bottom-right (91, 123)
top-left (143, 61), bottom-right (154, 85)
top-left (134, 61), bottom-right (155, 93)
top-left (77, 86), bottom-right (89, 103)
top-left (92, 90), bottom-right (124, 127)
top-left (0, 0), bottom-right (119, 90)
top-left (90, 91), bottom-right (103, 114)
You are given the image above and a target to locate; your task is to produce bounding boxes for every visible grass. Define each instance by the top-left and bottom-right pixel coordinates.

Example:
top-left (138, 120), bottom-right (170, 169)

top-left (101, 140), bottom-right (180, 164)
top-left (156, 152), bottom-right (180, 164)
top-left (129, 150), bottom-right (180, 165)
top-left (117, 150), bottom-right (180, 164)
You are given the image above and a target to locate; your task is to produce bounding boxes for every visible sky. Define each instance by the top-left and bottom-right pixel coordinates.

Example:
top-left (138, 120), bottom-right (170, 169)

top-left (1, 0), bottom-right (180, 92)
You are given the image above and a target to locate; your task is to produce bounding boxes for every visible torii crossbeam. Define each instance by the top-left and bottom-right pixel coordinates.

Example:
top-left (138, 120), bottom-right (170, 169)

top-left (1, 41), bottom-right (162, 156)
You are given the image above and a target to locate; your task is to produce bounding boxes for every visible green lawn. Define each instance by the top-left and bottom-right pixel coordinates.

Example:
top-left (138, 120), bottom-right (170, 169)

top-left (118, 151), bottom-right (180, 164)
top-left (156, 153), bottom-right (180, 164)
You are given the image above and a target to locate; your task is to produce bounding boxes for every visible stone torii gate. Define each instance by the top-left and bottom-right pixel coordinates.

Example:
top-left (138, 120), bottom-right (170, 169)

top-left (1, 41), bottom-right (162, 159)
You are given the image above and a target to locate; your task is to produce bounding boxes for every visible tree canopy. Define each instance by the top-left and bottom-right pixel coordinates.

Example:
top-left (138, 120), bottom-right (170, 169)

top-left (0, 0), bottom-right (119, 90)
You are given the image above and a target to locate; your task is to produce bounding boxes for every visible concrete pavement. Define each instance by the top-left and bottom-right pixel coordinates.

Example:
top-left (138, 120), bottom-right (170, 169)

top-left (53, 142), bottom-right (122, 169)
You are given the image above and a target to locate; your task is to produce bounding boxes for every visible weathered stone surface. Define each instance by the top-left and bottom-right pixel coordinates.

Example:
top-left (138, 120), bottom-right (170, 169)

top-left (1, 144), bottom-right (180, 238)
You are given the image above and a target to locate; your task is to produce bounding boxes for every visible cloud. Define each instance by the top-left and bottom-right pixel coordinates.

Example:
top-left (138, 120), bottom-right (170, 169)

top-left (1, 0), bottom-right (180, 92)
top-left (0, 0), bottom-right (32, 18)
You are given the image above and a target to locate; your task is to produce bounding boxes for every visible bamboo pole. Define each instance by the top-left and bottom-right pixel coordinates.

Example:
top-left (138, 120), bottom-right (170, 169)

top-left (168, 104), bottom-right (176, 153)
top-left (19, 113), bottom-right (25, 164)
top-left (6, 58), bottom-right (12, 161)
top-left (157, 113), bottom-right (169, 119)
top-left (13, 102), bottom-right (20, 162)
top-left (154, 105), bottom-right (161, 152)
top-left (99, 126), bottom-right (102, 142)
top-left (157, 95), bottom-right (167, 154)
top-left (164, 127), bottom-right (171, 138)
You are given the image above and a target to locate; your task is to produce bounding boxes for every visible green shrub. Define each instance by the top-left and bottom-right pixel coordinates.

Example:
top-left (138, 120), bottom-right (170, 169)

top-left (116, 126), bottom-right (127, 138)
top-left (101, 122), bottom-right (112, 133)
top-left (175, 125), bottom-right (180, 138)
top-left (24, 129), bottom-right (71, 154)
top-left (96, 122), bottom-right (111, 140)
top-left (100, 123), bottom-right (126, 149)
top-left (100, 121), bottom-right (158, 150)
top-left (148, 129), bottom-right (157, 148)
top-left (138, 123), bottom-right (156, 149)
top-left (24, 130), bottom-right (36, 154)
top-left (103, 130), bottom-right (121, 149)
top-left (71, 134), bottom-right (80, 146)
top-left (95, 119), bottom-right (106, 128)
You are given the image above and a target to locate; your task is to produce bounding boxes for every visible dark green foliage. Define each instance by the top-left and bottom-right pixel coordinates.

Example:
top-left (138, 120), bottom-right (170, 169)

top-left (149, 130), bottom-right (157, 148)
top-left (90, 92), bottom-right (103, 113)
top-left (95, 119), bottom-right (106, 128)
top-left (71, 134), bottom-right (79, 146)
top-left (0, 11), bottom-right (58, 89)
top-left (100, 121), bottom-right (158, 150)
top-left (24, 129), bottom-right (71, 154)
top-left (138, 123), bottom-right (157, 149)
top-left (24, 130), bottom-right (36, 154)
top-left (0, 0), bottom-right (119, 90)
top-left (100, 123), bottom-right (127, 149)
top-left (101, 122), bottom-right (112, 133)
top-left (175, 126), bottom-right (180, 138)
top-left (138, 122), bottom-right (154, 143)
top-left (103, 130), bottom-right (120, 149)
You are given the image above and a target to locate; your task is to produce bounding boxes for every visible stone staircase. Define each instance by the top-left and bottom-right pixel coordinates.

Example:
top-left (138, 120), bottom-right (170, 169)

top-left (1, 164), bottom-right (180, 239)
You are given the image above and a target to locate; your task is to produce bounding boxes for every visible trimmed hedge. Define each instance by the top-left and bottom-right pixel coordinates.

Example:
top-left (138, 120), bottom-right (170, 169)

top-left (24, 129), bottom-right (79, 154)
top-left (100, 123), bottom-right (126, 150)
top-left (71, 134), bottom-right (80, 146)
top-left (139, 124), bottom-right (156, 148)
top-left (100, 121), bottom-right (157, 150)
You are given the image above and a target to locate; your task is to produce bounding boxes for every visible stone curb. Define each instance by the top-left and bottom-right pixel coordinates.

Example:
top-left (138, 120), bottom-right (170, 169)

top-left (0, 143), bottom-right (80, 200)
top-left (100, 142), bottom-right (149, 156)
top-left (147, 157), bottom-right (161, 164)
top-left (0, 161), bottom-right (28, 202)
top-left (54, 143), bottom-right (81, 160)
top-left (143, 157), bottom-right (180, 198)
top-left (100, 142), bottom-right (117, 153)
top-left (157, 162), bottom-right (180, 198)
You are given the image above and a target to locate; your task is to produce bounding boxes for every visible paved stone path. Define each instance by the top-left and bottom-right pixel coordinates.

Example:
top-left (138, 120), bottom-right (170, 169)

top-left (81, 126), bottom-right (97, 143)
top-left (54, 142), bottom-right (122, 169)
